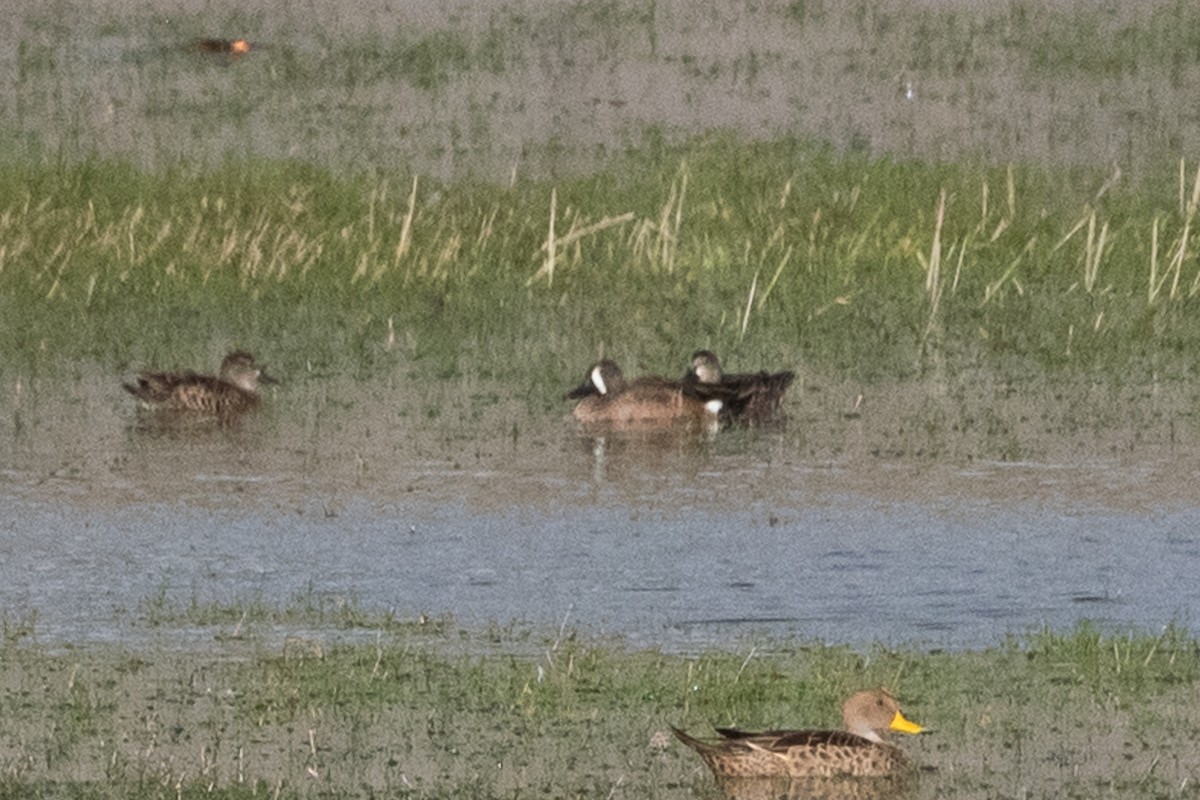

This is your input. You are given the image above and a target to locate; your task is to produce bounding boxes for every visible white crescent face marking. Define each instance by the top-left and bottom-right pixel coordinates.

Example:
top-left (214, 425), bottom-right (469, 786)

top-left (704, 399), bottom-right (723, 415)
top-left (590, 365), bottom-right (607, 395)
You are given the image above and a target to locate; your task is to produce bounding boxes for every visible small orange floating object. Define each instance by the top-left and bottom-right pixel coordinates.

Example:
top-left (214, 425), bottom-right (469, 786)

top-left (191, 38), bottom-right (253, 56)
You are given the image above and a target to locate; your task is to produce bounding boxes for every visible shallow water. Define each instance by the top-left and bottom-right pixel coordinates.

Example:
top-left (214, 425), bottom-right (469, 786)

top-left (3, 366), bottom-right (1198, 651)
top-left (4, 0), bottom-right (1198, 179)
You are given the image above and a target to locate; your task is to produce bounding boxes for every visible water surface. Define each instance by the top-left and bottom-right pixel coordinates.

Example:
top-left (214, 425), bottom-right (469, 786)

top-left (4, 0), bottom-right (1197, 178)
top-left (3, 367), bottom-right (1197, 651)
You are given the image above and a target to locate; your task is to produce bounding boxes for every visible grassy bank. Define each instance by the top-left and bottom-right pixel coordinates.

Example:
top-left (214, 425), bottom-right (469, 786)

top-left (6, 0), bottom-right (1200, 411)
top-left (3, 140), bottom-right (1200, 404)
top-left (0, 611), bottom-right (1197, 798)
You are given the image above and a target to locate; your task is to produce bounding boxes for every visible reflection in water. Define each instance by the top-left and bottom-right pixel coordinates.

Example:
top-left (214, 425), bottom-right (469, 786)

top-left (3, 367), bottom-right (1200, 650)
top-left (580, 428), bottom-right (719, 486)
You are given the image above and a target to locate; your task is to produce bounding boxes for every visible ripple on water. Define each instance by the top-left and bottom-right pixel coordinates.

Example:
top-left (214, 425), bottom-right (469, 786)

top-left (3, 368), bottom-right (1200, 650)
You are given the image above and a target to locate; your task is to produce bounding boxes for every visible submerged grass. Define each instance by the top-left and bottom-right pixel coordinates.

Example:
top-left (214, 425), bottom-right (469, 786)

top-left (134, 584), bottom-right (451, 636)
top-left (0, 620), bottom-right (1198, 798)
top-left (3, 139), bottom-right (1200, 406)
top-left (9, 0), bottom-right (1200, 175)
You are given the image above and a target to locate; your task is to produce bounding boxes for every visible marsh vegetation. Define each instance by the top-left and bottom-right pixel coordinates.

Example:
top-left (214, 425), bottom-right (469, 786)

top-left (1, 617), bottom-right (1198, 798)
top-left (3, 0), bottom-right (1200, 398)
top-left (3, 0), bottom-right (1200, 797)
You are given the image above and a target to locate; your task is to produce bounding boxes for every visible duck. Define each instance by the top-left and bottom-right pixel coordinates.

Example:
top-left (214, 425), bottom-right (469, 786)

top-left (565, 359), bottom-right (723, 430)
top-left (684, 350), bottom-right (795, 425)
top-left (123, 350), bottom-right (276, 423)
top-left (672, 689), bottom-right (925, 779)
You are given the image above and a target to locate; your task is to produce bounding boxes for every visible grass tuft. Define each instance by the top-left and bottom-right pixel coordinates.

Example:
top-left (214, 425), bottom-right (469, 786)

top-left (0, 621), bottom-right (1197, 797)
top-left (4, 138), bottom-right (1200, 399)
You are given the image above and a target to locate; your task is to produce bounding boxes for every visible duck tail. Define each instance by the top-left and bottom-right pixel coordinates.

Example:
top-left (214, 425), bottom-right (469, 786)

top-left (771, 370), bottom-right (797, 391)
top-left (122, 379), bottom-right (149, 399)
top-left (670, 725), bottom-right (713, 754)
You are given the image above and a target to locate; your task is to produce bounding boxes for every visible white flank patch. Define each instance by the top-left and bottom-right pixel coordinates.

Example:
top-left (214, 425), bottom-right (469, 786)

top-left (591, 365), bottom-right (608, 395)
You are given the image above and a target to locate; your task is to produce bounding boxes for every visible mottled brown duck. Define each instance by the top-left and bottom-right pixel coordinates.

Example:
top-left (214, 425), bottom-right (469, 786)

top-left (124, 350), bottom-right (276, 423)
top-left (672, 689), bottom-right (925, 779)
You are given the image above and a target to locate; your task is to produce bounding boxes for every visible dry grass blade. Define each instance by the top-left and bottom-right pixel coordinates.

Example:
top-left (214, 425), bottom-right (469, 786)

top-left (1083, 211), bottom-right (1109, 293)
top-left (560, 212), bottom-right (636, 248)
top-left (1148, 217), bottom-right (1159, 303)
top-left (397, 175), bottom-right (418, 262)
top-left (529, 198), bottom-right (633, 285)
top-left (983, 236), bottom-right (1036, 305)
top-left (1052, 210), bottom-right (1092, 255)
top-left (546, 187), bottom-right (557, 281)
top-left (756, 244), bottom-right (793, 311)
top-left (1150, 160), bottom-right (1200, 302)
top-left (739, 270), bottom-right (758, 340)
top-left (666, 165), bottom-right (687, 274)
top-left (920, 189), bottom-right (946, 342)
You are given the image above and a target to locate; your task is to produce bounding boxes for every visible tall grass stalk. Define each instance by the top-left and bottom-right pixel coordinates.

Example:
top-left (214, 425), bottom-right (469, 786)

top-left (399, 175), bottom-right (418, 262)
top-left (531, 194), bottom-right (635, 285)
top-left (738, 270), bottom-right (758, 340)
top-left (1149, 161), bottom-right (1200, 303)
top-left (631, 162), bottom-right (687, 274)
top-left (7, 139), bottom-right (1200, 387)
top-left (1181, 163), bottom-right (1200, 299)
top-left (541, 187), bottom-right (558, 286)
top-left (919, 188), bottom-right (945, 343)
top-left (755, 243), bottom-right (792, 312)
top-left (1082, 210), bottom-right (1109, 294)
top-left (665, 165), bottom-right (687, 274)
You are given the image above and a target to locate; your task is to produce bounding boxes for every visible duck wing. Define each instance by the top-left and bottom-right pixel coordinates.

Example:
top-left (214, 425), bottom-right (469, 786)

top-left (715, 728), bottom-right (873, 752)
top-left (123, 371), bottom-right (208, 404)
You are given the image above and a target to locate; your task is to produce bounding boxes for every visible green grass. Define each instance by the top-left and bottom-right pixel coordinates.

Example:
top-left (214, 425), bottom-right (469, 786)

top-left (3, 4), bottom-right (1199, 794)
top-left (134, 584), bottom-right (453, 636)
top-left (4, 1), bottom-right (1200, 409)
top-left (0, 620), bottom-right (1198, 798)
top-left (3, 138), bottom-right (1200, 408)
top-left (1020, 2), bottom-right (1200, 80)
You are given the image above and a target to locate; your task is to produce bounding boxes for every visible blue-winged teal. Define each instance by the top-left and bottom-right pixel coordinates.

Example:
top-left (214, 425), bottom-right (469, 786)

top-left (672, 689), bottom-right (925, 779)
top-left (684, 350), bottom-right (795, 425)
top-left (566, 359), bottom-right (723, 429)
top-left (123, 350), bottom-right (276, 422)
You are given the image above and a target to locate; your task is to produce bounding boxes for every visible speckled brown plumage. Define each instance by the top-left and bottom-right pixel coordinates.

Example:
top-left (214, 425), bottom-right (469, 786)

top-left (715, 774), bottom-right (911, 800)
top-left (673, 690), bottom-right (924, 780)
top-left (124, 351), bottom-right (275, 423)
